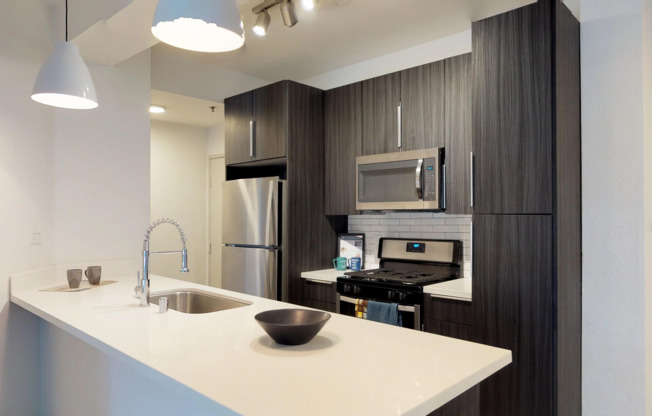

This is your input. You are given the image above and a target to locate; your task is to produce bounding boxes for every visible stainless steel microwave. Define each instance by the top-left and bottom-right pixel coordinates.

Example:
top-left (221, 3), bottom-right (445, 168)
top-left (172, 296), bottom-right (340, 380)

top-left (356, 148), bottom-right (445, 211)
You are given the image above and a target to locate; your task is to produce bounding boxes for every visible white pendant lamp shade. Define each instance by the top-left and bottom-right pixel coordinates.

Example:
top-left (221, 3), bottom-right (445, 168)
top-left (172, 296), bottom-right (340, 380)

top-left (31, 41), bottom-right (98, 110)
top-left (152, 0), bottom-right (245, 53)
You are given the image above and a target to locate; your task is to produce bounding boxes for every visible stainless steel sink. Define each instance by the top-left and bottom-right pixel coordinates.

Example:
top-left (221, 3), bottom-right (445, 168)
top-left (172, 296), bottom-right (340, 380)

top-left (148, 289), bottom-right (251, 314)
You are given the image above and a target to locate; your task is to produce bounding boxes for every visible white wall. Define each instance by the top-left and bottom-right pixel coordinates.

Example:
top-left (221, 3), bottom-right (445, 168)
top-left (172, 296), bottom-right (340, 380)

top-left (581, 0), bottom-right (651, 414)
top-left (0, 1), bottom-right (58, 414)
top-left (150, 120), bottom-right (209, 285)
top-left (299, 31), bottom-right (472, 90)
top-left (207, 121), bottom-right (225, 156)
top-left (52, 52), bottom-right (151, 264)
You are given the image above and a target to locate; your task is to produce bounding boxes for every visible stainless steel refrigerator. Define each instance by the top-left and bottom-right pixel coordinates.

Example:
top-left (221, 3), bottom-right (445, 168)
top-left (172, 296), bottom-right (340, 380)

top-left (221, 177), bottom-right (287, 301)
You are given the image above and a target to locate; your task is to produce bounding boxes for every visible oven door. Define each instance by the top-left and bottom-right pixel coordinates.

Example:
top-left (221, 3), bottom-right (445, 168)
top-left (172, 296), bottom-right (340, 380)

top-left (335, 293), bottom-right (421, 331)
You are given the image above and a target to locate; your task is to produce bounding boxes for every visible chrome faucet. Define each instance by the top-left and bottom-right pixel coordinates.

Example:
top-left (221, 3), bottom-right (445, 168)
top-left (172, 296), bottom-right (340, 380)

top-left (137, 218), bottom-right (189, 307)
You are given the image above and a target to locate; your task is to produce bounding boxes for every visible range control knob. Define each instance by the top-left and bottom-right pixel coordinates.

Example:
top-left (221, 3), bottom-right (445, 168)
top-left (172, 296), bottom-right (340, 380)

top-left (387, 290), bottom-right (395, 300)
top-left (343, 284), bottom-right (351, 293)
top-left (397, 292), bottom-right (407, 302)
top-left (353, 285), bottom-right (361, 295)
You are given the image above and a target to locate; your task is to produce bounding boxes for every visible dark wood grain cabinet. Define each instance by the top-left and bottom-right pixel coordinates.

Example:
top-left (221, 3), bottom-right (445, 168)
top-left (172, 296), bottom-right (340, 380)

top-left (422, 295), bottom-right (473, 342)
top-left (302, 279), bottom-right (337, 312)
top-left (362, 72), bottom-right (401, 155)
top-left (471, 1), bottom-right (581, 415)
top-left (473, 215), bottom-right (554, 416)
top-left (444, 54), bottom-right (472, 214)
top-left (225, 82), bottom-right (286, 165)
top-left (423, 295), bottom-right (477, 416)
top-left (362, 63), bottom-right (445, 155)
top-left (401, 61), bottom-right (445, 150)
top-left (471, 3), bottom-right (553, 214)
top-left (324, 82), bottom-right (362, 215)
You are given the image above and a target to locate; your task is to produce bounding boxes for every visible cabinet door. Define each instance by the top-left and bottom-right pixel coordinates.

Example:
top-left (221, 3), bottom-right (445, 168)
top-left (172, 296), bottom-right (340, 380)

top-left (444, 54), bottom-right (472, 214)
top-left (362, 73), bottom-right (401, 155)
top-left (252, 82), bottom-right (286, 161)
top-left (401, 61), bottom-right (444, 150)
top-left (225, 92), bottom-right (253, 165)
top-left (324, 83), bottom-right (362, 215)
top-left (473, 215), bottom-right (553, 416)
top-left (472, 11), bottom-right (552, 214)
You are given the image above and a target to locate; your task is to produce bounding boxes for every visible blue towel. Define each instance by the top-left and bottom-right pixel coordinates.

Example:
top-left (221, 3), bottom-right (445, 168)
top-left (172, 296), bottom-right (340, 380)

top-left (367, 300), bottom-right (402, 327)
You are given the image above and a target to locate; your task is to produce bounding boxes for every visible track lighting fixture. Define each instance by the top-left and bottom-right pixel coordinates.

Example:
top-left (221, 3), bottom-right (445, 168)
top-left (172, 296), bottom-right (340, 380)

top-left (252, 0), bottom-right (307, 35)
top-left (253, 9), bottom-right (271, 36)
top-left (280, 0), bottom-right (298, 27)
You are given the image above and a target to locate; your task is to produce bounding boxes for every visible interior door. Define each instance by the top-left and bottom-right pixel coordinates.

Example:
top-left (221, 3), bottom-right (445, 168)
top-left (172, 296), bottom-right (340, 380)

top-left (209, 157), bottom-right (225, 288)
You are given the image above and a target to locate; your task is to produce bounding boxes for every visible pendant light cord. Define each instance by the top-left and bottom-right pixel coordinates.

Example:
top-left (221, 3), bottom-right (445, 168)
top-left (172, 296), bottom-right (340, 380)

top-left (65, 0), bottom-right (68, 42)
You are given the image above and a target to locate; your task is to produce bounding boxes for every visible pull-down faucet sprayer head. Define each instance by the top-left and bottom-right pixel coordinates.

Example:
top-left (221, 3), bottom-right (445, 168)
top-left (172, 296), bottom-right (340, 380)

top-left (181, 248), bottom-right (189, 273)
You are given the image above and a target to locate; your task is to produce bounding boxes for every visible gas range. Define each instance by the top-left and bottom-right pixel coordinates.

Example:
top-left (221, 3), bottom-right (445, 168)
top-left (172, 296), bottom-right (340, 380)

top-left (335, 238), bottom-right (462, 330)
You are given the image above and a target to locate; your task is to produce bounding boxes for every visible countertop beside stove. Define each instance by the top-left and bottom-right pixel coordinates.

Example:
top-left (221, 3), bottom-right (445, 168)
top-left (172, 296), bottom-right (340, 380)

top-left (300, 269), bottom-right (472, 301)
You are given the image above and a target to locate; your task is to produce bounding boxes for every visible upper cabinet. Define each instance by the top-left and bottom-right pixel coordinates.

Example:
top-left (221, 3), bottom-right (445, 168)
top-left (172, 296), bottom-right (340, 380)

top-left (471, 9), bottom-right (553, 214)
top-left (362, 73), bottom-right (401, 154)
top-left (402, 61), bottom-right (445, 150)
top-left (444, 54), bottom-right (472, 214)
top-left (324, 82), bottom-right (362, 215)
top-left (362, 63), bottom-right (445, 155)
top-left (225, 82), bottom-right (286, 165)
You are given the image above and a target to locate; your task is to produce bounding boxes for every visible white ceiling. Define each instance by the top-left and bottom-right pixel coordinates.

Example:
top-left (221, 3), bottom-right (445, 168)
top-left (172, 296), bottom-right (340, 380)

top-left (150, 90), bottom-right (224, 128)
top-left (66, 0), bottom-right (539, 127)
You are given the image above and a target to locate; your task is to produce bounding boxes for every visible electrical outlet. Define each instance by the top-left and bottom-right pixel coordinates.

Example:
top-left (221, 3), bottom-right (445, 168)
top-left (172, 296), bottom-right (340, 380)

top-left (30, 224), bottom-right (42, 245)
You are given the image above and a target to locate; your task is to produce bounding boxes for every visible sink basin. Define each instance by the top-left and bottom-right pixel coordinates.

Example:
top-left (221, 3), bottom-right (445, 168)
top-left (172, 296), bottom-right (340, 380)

top-left (148, 289), bottom-right (251, 314)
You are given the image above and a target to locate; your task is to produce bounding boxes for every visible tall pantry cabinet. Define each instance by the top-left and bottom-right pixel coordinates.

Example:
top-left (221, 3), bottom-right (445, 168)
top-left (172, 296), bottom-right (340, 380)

top-left (471, 0), bottom-right (581, 415)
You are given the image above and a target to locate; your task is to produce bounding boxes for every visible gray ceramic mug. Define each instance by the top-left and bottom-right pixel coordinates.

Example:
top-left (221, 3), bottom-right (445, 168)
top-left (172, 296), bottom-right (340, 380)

top-left (67, 269), bottom-right (82, 289)
top-left (85, 266), bottom-right (102, 285)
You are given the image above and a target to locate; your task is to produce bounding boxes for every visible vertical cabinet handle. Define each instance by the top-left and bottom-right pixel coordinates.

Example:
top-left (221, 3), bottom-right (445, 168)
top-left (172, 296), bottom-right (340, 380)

top-left (470, 152), bottom-right (474, 208)
top-left (470, 221), bottom-right (473, 278)
top-left (397, 104), bottom-right (402, 149)
top-left (249, 120), bottom-right (254, 158)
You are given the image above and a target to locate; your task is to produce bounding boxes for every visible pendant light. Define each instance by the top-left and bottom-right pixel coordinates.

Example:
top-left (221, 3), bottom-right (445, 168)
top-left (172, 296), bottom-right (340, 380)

top-left (31, 0), bottom-right (98, 110)
top-left (152, 0), bottom-right (245, 53)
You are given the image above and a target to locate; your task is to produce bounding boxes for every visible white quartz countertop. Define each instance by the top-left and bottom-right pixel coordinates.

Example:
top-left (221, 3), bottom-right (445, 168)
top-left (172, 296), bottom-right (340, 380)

top-left (424, 278), bottom-right (472, 301)
top-left (12, 272), bottom-right (506, 416)
top-left (301, 269), bottom-right (472, 301)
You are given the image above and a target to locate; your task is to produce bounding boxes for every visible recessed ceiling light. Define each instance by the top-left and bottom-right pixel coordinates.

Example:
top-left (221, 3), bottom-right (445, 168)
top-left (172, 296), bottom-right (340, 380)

top-left (149, 105), bottom-right (166, 114)
top-left (301, 0), bottom-right (315, 11)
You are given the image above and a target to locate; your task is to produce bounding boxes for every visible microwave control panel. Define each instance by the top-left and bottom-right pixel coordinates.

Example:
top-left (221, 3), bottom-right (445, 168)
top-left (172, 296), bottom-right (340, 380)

top-left (423, 157), bottom-right (438, 201)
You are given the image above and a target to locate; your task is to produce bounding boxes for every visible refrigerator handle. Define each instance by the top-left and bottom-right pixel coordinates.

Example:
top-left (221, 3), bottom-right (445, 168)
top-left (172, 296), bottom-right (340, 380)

top-left (265, 180), bottom-right (278, 247)
top-left (268, 250), bottom-right (278, 300)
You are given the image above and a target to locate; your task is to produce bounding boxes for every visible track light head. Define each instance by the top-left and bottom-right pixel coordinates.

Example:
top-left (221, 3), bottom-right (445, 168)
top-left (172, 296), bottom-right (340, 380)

top-left (280, 0), bottom-right (298, 27)
top-left (253, 10), bottom-right (271, 36)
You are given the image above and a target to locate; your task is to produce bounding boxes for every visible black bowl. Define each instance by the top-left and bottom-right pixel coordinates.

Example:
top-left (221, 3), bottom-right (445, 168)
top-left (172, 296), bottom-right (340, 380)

top-left (254, 309), bottom-right (331, 345)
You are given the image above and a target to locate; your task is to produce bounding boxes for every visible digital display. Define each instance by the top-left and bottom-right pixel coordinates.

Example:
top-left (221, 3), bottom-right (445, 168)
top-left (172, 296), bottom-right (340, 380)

top-left (427, 166), bottom-right (434, 170)
top-left (406, 242), bottom-right (426, 253)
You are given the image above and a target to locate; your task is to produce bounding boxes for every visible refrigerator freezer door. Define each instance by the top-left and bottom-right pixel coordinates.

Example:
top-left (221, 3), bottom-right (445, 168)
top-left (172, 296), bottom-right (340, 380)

top-left (222, 177), bottom-right (280, 247)
top-left (222, 246), bottom-right (278, 300)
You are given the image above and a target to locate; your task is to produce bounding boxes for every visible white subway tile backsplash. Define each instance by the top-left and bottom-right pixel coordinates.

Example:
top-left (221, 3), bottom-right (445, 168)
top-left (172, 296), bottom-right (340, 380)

top-left (410, 212), bottom-right (434, 219)
top-left (349, 213), bottom-right (472, 277)
top-left (399, 219), bottom-right (423, 225)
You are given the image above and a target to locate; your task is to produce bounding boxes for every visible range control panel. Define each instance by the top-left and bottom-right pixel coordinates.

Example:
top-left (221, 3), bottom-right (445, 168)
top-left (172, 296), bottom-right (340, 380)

top-left (406, 242), bottom-right (426, 253)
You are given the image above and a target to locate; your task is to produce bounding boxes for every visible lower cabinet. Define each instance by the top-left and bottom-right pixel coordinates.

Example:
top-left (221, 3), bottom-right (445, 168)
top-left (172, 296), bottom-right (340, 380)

top-left (423, 295), bottom-right (478, 416)
top-left (302, 279), bottom-right (336, 312)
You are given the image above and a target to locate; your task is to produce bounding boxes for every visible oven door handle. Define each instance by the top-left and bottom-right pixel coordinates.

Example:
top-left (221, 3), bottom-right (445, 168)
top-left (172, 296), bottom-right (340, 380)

top-left (337, 294), bottom-right (421, 330)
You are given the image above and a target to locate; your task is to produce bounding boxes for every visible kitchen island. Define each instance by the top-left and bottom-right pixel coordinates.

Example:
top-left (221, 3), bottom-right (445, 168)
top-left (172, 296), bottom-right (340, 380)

top-left (11, 268), bottom-right (510, 416)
